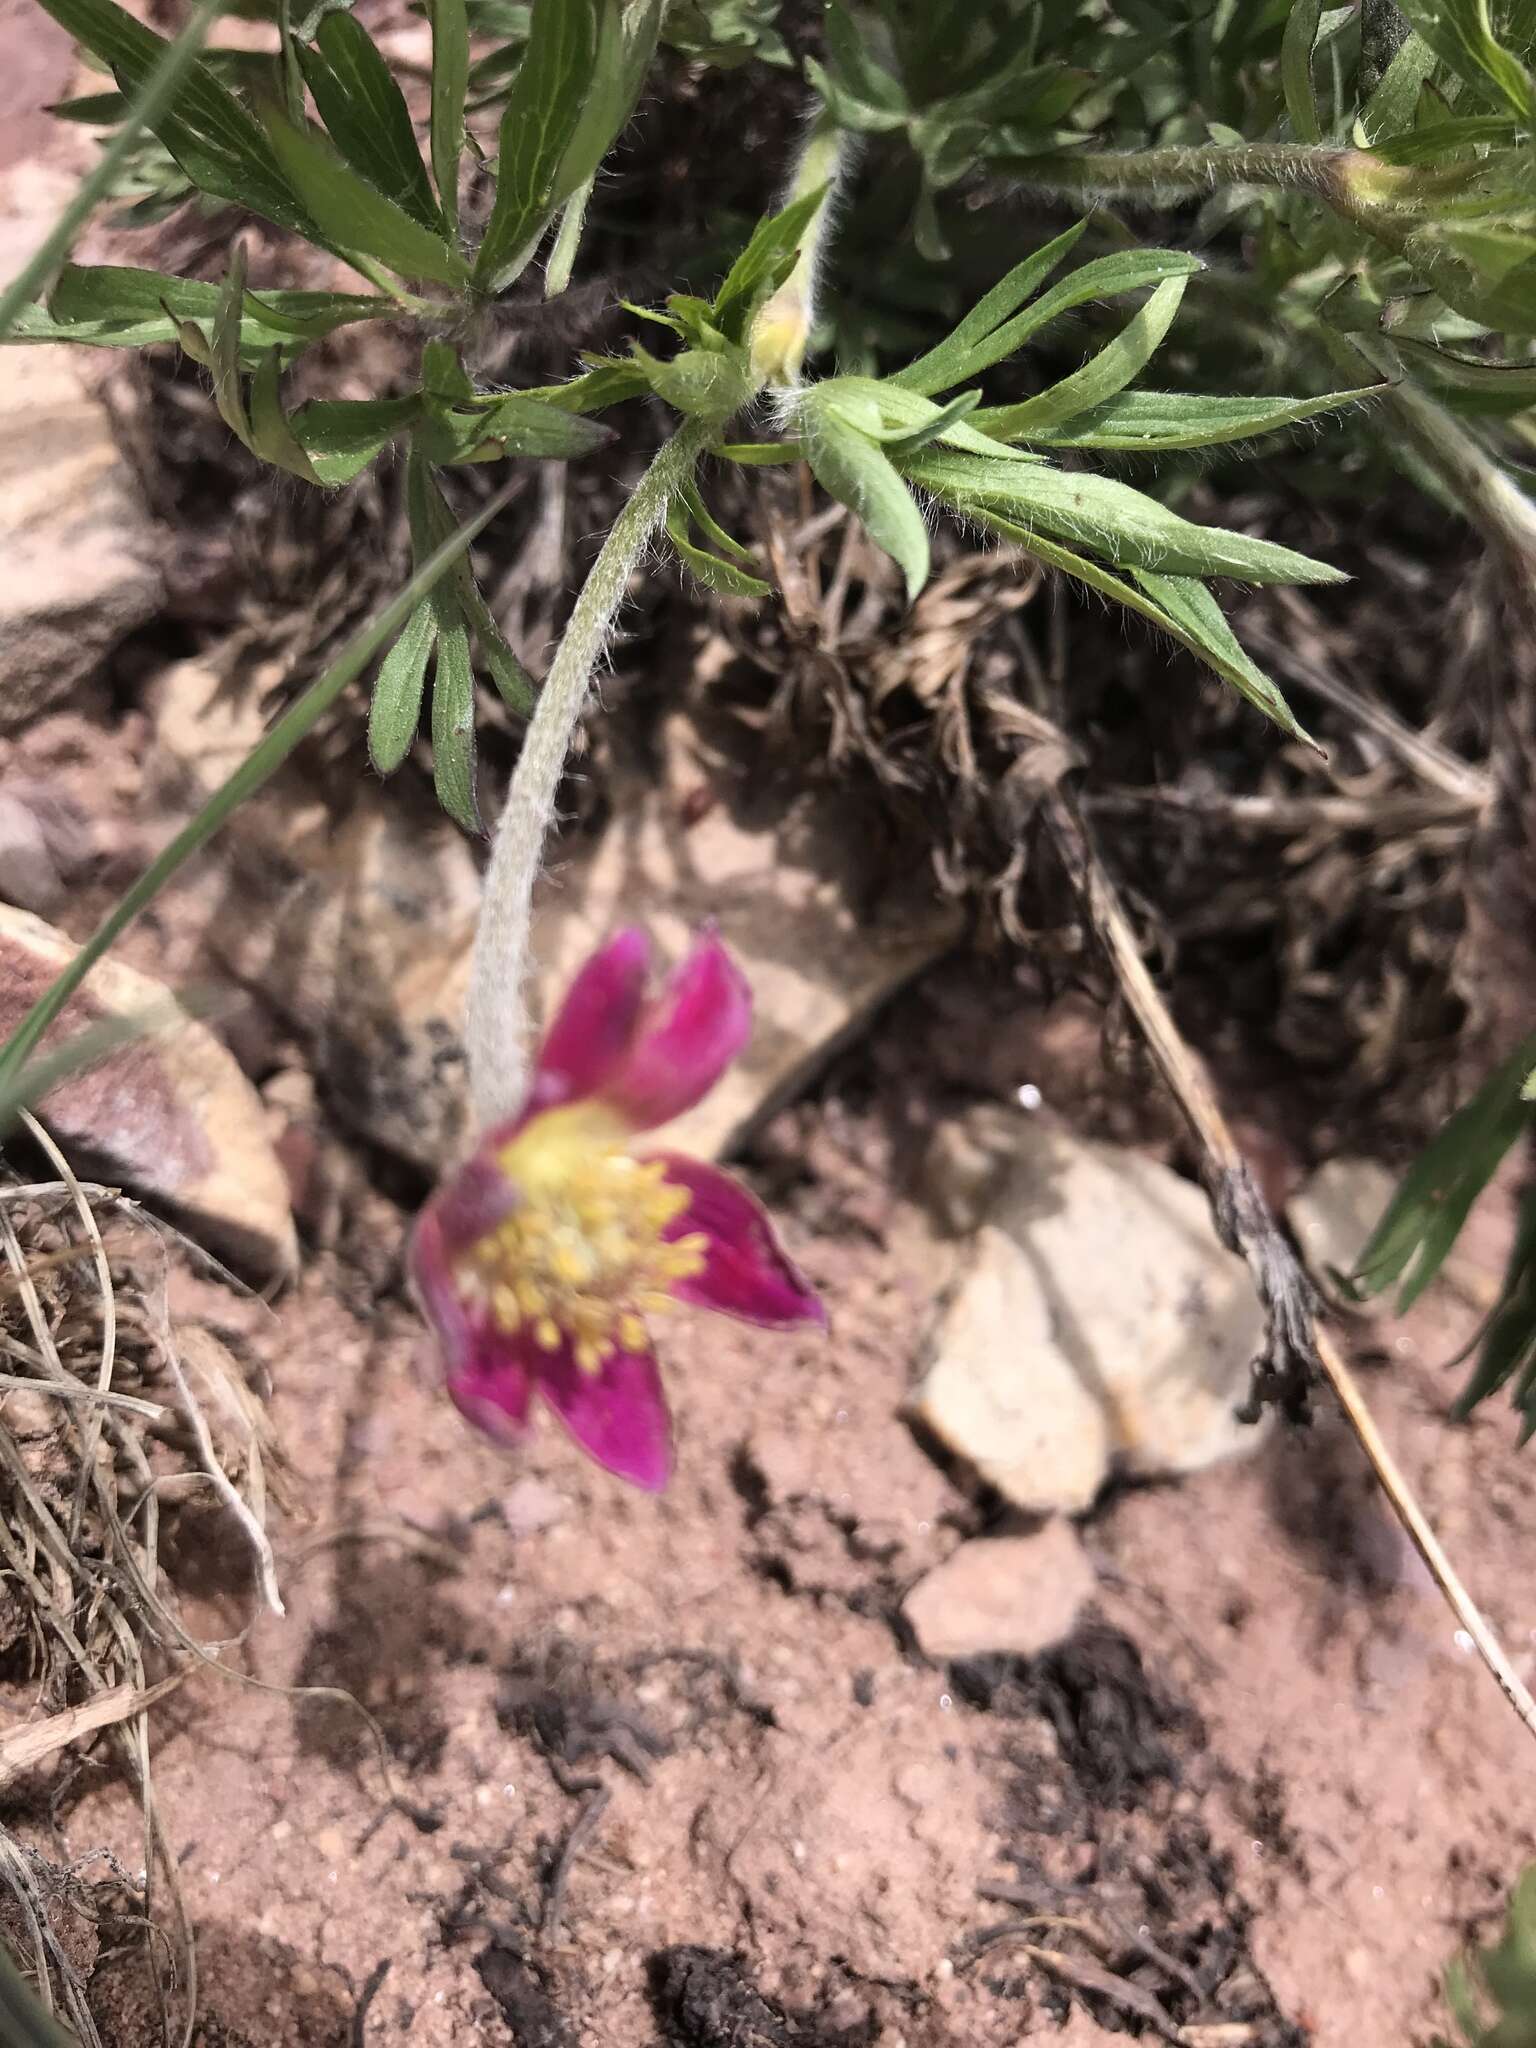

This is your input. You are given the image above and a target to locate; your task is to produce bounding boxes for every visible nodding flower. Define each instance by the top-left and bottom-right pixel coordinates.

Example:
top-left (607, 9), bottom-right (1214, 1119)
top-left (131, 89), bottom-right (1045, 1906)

top-left (410, 928), bottom-right (825, 1490)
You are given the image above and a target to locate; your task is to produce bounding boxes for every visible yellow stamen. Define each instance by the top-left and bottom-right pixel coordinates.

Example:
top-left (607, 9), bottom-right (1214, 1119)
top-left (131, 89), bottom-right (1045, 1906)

top-left (458, 1102), bottom-right (709, 1377)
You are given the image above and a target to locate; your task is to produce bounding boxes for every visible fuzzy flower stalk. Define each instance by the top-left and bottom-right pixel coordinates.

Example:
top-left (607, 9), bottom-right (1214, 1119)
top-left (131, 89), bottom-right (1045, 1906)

top-left (414, 928), bottom-right (824, 1490)
top-left (464, 116), bottom-right (848, 1134)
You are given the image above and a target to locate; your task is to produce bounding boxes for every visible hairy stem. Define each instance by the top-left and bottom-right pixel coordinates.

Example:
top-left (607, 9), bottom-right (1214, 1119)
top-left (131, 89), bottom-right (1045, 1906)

top-left (464, 415), bottom-right (714, 1125)
top-left (1016, 143), bottom-right (1438, 245)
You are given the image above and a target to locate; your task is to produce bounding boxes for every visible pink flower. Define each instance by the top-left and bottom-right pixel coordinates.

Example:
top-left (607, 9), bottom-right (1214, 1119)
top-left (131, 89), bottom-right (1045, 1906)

top-left (410, 928), bottom-right (825, 1491)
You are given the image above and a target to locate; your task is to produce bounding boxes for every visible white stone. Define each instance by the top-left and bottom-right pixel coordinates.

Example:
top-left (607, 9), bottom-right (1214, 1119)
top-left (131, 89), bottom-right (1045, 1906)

top-left (1287, 1156), bottom-right (1397, 1303)
top-left (902, 1524), bottom-right (1096, 1661)
top-left (0, 345), bottom-right (160, 725)
top-left (911, 1122), bottom-right (1267, 1513)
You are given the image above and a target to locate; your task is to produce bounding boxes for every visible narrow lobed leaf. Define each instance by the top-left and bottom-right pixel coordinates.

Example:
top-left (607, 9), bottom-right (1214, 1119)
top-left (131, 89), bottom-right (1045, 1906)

top-left (976, 273), bottom-right (1190, 439)
top-left (430, 0), bottom-right (470, 231)
top-left (369, 597), bottom-right (438, 773)
top-left (801, 394), bottom-right (930, 602)
top-left (473, 0), bottom-right (599, 293)
top-left (299, 12), bottom-right (443, 233)
top-left (260, 102), bottom-right (471, 285)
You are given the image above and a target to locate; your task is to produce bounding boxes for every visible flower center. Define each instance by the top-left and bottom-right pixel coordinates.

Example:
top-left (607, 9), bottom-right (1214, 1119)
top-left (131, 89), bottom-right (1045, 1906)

top-left (461, 1104), bottom-right (708, 1373)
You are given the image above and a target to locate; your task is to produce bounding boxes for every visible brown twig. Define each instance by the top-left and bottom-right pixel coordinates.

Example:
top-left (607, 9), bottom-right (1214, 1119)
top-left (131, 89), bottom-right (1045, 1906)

top-left (1040, 785), bottom-right (1536, 1746)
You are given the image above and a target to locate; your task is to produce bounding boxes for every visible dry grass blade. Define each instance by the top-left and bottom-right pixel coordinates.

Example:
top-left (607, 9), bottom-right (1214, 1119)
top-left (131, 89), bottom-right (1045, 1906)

top-left (0, 1672), bottom-right (187, 1790)
top-left (0, 1132), bottom-right (285, 2040)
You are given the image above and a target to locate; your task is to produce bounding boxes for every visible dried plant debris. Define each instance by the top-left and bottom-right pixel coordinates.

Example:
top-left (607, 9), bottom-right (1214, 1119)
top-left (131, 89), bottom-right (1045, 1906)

top-left (0, 1131), bottom-right (283, 2044)
top-left (711, 481), bottom-right (1503, 1139)
top-left (648, 1946), bottom-right (876, 2048)
top-left (958, 1627), bottom-right (1301, 2046)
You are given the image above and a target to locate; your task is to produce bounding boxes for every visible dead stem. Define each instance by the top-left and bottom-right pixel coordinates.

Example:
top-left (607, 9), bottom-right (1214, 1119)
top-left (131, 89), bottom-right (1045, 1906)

top-left (1039, 785), bottom-right (1536, 1747)
top-left (155, 1311), bottom-right (284, 1618)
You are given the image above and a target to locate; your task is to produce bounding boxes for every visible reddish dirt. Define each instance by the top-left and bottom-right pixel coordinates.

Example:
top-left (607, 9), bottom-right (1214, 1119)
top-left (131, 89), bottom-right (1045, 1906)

top-left (6, 1065), bottom-right (1528, 2048)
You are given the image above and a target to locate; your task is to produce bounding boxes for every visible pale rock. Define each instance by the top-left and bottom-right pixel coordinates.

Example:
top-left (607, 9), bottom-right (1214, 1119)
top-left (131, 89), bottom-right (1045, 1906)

top-left (911, 1121), bottom-right (1266, 1513)
top-left (0, 792), bottom-right (64, 913)
top-left (902, 1523), bottom-right (1095, 1661)
top-left (1287, 1156), bottom-right (1396, 1304)
top-left (0, 344), bottom-right (161, 726)
top-left (0, 904), bottom-right (296, 1278)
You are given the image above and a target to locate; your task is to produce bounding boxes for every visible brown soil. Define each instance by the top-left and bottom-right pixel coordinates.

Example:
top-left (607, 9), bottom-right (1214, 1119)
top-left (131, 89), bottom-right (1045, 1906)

top-left (5, 1047), bottom-right (1528, 2048)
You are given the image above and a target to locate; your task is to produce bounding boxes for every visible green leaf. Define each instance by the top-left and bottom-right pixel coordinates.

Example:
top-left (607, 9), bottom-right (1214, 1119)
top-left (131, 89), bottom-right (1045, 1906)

top-left (421, 385), bottom-right (614, 462)
top-left (474, 0), bottom-right (599, 292)
top-left (290, 395), bottom-right (422, 482)
top-left (664, 495), bottom-right (769, 596)
top-left (369, 597), bottom-right (437, 772)
top-left (712, 181), bottom-right (830, 340)
top-left (298, 13), bottom-right (442, 233)
top-left (46, 89), bottom-right (131, 121)
top-left (1016, 385), bottom-right (1379, 451)
top-left (962, 510), bottom-right (1317, 744)
top-left (457, 578), bottom-right (537, 713)
top-left (50, 263), bottom-right (388, 339)
top-left (630, 342), bottom-right (753, 420)
top-left (1358, 28), bottom-right (1436, 142)
top-left (248, 345), bottom-right (325, 480)
top-left (0, 1941), bottom-right (84, 2048)
top-left (1394, 0), bottom-right (1534, 117)
top-left (1281, 0), bottom-right (1325, 143)
top-left (900, 245), bottom-right (1203, 399)
top-left (903, 450), bottom-right (1349, 586)
top-left (892, 220), bottom-right (1087, 396)
top-left (822, 0), bottom-right (906, 115)
top-left (820, 377), bottom-right (1040, 460)
top-left (260, 104), bottom-right (471, 284)
top-left (801, 395), bottom-right (929, 602)
top-left (803, 53), bottom-right (907, 134)
top-left (430, 0), bottom-right (470, 232)
top-left (30, 0), bottom-right (314, 240)
top-left (408, 448), bottom-right (536, 718)
top-left (1451, 1190), bottom-right (1536, 1424)
top-left (210, 247), bottom-right (255, 451)
top-left (524, 358), bottom-right (652, 411)
top-left (431, 614), bottom-right (480, 829)
top-left (677, 478), bottom-right (758, 564)
top-left (974, 274), bottom-right (1190, 439)
top-left (553, 0), bottom-right (660, 200)
top-left (545, 174), bottom-right (593, 297)
top-left (1393, 335), bottom-right (1536, 412)
top-left (1353, 1034), bottom-right (1536, 1309)
top-left (37, 0), bottom-right (272, 175)
top-left (1134, 570), bottom-right (1315, 746)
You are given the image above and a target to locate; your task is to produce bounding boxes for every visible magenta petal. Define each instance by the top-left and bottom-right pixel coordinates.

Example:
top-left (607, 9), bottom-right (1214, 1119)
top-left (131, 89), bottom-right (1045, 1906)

top-left (531, 927), bottom-right (650, 1114)
top-left (599, 929), bottom-right (751, 1132)
top-left (650, 1152), bottom-right (826, 1330)
top-left (410, 1207), bottom-right (534, 1446)
top-left (535, 1336), bottom-right (673, 1491)
top-left (447, 1344), bottom-right (534, 1447)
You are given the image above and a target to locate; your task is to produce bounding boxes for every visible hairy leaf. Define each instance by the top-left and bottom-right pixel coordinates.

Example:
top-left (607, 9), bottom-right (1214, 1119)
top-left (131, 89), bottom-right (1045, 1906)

top-left (976, 273), bottom-right (1189, 438)
top-left (801, 394), bottom-right (929, 601)
top-left (368, 597), bottom-right (437, 773)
